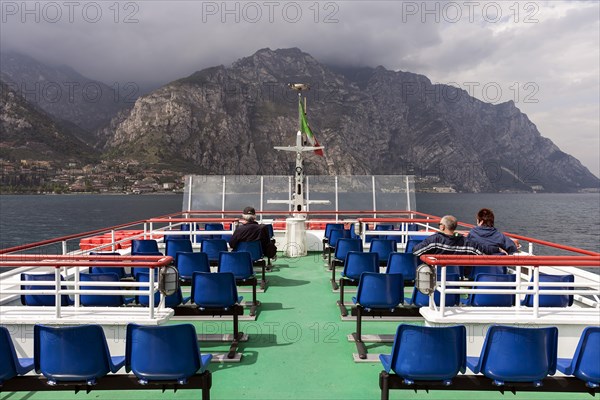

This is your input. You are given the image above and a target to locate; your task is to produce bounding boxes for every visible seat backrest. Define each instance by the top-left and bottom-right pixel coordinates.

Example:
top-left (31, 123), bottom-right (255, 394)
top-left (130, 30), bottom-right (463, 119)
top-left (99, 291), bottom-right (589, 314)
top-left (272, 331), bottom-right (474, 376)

top-left (89, 254), bottom-right (126, 280)
top-left (466, 265), bottom-right (507, 280)
top-left (165, 239), bottom-right (193, 262)
top-left (90, 268), bottom-right (126, 279)
top-left (467, 273), bottom-right (516, 307)
top-left (342, 252), bottom-right (379, 281)
top-left (180, 223), bottom-right (198, 231)
top-left (522, 273), bottom-right (575, 307)
top-left (135, 272), bottom-right (183, 308)
top-left (475, 325), bottom-right (558, 383)
top-left (355, 272), bottom-right (404, 308)
top-left (20, 273), bottom-right (70, 306)
top-left (369, 239), bottom-right (397, 261)
top-left (200, 239), bottom-right (228, 261)
top-left (264, 223), bottom-right (274, 239)
top-left (0, 326), bottom-right (33, 384)
top-left (126, 323), bottom-right (209, 381)
top-left (409, 273), bottom-right (461, 307)
top-left (405, 235), bottom-right (429, 253)
top-left (388, 324), bottom-right (466, 381)
top-left (204, 223), bottom-right (224, 239)
top-left (218, 251), bottom-right (254, 279)
top-left (235, 240), bottom-right (264, 262)
top-left (325, 223), bottom-right (345, 240)
top-left (34, 324), bottom-right (114, 383)
top-left (191, 272), bottom-right (239, 308)
top-left (334, 238), bottom-right (363, 262)
top-left (176, 251), bottom-right (210, 280)
top-left (568, 326), bottom-right (600, 385)
top-left (80, 272), bottom-right (124, 307)
top-left (329, 228), bottom-right (351, 247)
top-left (386, 252), bottom-right (417, 281)
top-left (131, 239), bottom-right (160, 255)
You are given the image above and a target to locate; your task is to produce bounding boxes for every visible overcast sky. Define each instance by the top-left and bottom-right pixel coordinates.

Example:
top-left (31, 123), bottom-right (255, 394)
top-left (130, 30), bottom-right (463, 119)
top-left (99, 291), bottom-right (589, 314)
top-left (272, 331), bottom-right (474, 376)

top-left (1, 0), bottom-right (598, 177)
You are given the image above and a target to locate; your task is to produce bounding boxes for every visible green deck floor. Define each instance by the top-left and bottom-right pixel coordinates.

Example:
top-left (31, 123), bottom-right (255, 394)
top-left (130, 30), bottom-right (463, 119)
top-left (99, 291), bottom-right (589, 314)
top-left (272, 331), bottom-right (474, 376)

top-left (4, 254), bottom-right (593, 400)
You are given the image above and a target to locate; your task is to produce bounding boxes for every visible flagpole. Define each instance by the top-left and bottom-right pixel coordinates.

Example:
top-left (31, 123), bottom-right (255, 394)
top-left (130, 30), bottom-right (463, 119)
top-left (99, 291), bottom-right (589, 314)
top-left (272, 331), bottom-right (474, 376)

top-left (272, 83), bottom-right (326, 215)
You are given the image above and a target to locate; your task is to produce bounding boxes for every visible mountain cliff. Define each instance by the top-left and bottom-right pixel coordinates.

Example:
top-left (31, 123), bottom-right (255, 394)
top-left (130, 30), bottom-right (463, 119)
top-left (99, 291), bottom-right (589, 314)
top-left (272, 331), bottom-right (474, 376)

top-left (0, 81), bottom-right (98, 162)
top-left (0, 51), bottom-right (129, 141)
top-left (103, 48), bottom-right (598, 192)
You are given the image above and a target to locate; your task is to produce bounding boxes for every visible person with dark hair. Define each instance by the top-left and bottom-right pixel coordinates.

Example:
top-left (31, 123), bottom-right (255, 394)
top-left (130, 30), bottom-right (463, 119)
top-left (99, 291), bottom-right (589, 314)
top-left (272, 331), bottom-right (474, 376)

top-left (468, 208), bottom-right (518, 255)
top-left (228, 207), bottom-right (277, 259)
top-left (412, 215), bottom-right (499, 256)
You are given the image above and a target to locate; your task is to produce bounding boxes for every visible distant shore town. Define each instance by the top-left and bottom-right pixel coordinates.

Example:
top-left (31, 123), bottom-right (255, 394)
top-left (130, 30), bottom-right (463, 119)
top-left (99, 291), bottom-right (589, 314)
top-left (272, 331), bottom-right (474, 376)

top-left (1, 158), bottom-right (598, 195)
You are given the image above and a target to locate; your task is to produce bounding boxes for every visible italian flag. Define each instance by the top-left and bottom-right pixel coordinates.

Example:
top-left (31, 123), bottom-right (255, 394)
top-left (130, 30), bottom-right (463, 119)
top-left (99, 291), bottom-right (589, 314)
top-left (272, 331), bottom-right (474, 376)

top-left (299, 99), bottom-right (324, 156)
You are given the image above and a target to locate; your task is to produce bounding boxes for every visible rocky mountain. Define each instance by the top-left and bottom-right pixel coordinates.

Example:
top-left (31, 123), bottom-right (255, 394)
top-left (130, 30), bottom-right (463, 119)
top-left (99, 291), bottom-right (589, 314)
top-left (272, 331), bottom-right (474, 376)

top-left (0, 81), bottom-right (98, 162)
top-left (103, 48), bottom-right (598, 192)
top-left (0, 51), bottom-right (130, 142)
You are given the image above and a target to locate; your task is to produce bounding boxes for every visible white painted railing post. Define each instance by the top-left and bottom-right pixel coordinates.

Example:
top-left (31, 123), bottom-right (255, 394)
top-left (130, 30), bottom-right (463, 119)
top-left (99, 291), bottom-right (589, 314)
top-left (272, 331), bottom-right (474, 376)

top-left (54, 268), bottom-right (61, 319)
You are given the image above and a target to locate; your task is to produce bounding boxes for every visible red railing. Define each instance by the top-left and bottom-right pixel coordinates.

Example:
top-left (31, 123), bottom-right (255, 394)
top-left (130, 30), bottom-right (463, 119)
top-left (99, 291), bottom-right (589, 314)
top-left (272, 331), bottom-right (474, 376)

top-left (0, 254), bottom-right (172, 268)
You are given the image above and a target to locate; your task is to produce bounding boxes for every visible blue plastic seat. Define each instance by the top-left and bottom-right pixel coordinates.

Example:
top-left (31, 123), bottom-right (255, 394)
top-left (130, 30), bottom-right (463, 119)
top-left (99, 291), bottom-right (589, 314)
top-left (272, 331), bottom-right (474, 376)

top-left (380, 324), bottom-right (466, 385)
top-left (522, 273), bottom-right (574, 307)
top-left (191, 272), bottom-right (243, 309)
top-left (234, 240), bottom-right (265, 264)
top-left (201, 239), bottom-right (228, 266)
top-left (135, 272), bottom-right (189, 308)
top-left (163, 234), bottom-right (189, 242)
top-left (405, 273), bottom-right (461, 307)
top-left (20, 273), bottom-right (71, 306)
top-left (80, 272), bottom-right (132, 306)
top-left (466, 265), bottom-right (507, 280)
top-left (131, 239), bottom-right (161, 255)
top-left (89, 266), bottom-right (126, 280)
top-left (205, 223), bottom-right (224, 239)
top-left (176, 251), bottom-right (210, 281)
top-left (351, 272), bottom-right (404, 359)
top-left (338, 252), bottom-right (379, 315)
top-left (326, 228), bottom-right (351, 262)
top-left (341, 252), bottom-right (379, 282)
top-left (352, 272), bottom-right (404, 310)
top-left (557, 326), bottom-right (600, 388)
top-left (462, 273), bottom-right (516, 307)
top-left (218, 251), bottom-right (255, 281)
top-left (165, 238), bottom-right (193, 263)
top-left (219, 251), bottom-right (258, 310)
top-left (386, 252), bottom-right (417, 282)
top-left (323, 222), bottom-right (344, 251)
top-left (369, 239), bottom-right (397, 266)
top-left (0, 326), bottom-right (34, 385)
top-left (34, 324), bottom-right (125, 385)
top-left (125, 323), bottom-right (212, 385)
top-left (130, 239), bottom-right (163, 277)
top-left (467, 325), bottom-right (558, 386)
top-left (330, 238), bottom-right (363, 289)
top-left (405, 235), bottom-right (429, 254)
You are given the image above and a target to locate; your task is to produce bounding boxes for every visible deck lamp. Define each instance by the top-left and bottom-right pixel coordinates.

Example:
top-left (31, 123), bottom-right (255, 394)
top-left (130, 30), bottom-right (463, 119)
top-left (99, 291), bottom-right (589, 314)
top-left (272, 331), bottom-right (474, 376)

top-left (416, 264), bottom-right (436, 295)
top-left (158, 266), bottom-right (179, 296)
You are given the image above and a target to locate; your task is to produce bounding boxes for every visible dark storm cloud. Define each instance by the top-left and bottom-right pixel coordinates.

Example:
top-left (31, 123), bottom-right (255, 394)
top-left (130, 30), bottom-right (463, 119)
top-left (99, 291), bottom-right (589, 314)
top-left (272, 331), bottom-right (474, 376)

top-left (0, 1), bottom-right (598, 175)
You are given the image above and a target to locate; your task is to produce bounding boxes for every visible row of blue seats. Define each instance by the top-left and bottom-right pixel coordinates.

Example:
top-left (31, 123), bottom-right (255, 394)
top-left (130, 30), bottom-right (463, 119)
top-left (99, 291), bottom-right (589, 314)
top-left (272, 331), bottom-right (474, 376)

top-left (0, 323), bottom-right (211, 387)
top-left (131, 238), bottom-right (266, 265)
top-left (379, 324), bottom-right (599, 389)
top-left (21, 270), bottom-right (246, 310)
top-left (131, 238), bottom-right (269, 288)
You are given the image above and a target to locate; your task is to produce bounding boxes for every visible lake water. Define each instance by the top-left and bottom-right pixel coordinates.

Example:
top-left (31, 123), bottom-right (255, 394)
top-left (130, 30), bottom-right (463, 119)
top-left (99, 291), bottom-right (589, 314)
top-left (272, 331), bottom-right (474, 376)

top-left (0, 193), bottom-right (598, 255)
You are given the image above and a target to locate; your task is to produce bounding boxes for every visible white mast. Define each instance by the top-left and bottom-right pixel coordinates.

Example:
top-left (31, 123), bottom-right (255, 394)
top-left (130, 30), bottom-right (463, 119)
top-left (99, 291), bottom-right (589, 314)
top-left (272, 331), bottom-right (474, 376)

top-left (272, 83), bottom-right (326, 214)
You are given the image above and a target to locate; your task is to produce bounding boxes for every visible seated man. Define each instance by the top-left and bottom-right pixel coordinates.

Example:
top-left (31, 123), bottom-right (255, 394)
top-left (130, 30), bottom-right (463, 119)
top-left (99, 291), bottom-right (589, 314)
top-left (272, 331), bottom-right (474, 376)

top-left (228, 207), bottom-right (277, 259)
top-left (413, 215), bottom-right (499, 256)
